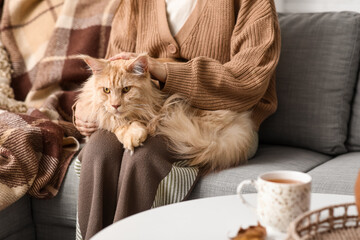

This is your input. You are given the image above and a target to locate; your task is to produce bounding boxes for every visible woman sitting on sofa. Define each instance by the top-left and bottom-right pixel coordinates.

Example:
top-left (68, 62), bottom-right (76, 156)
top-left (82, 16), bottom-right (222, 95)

top-left (73, 0), bottom-right (281, 239)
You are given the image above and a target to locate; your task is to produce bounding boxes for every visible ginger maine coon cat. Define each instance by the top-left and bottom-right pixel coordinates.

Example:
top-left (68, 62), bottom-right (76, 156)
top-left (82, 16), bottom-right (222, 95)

top-left (75, 54), bottom-right (257, 172)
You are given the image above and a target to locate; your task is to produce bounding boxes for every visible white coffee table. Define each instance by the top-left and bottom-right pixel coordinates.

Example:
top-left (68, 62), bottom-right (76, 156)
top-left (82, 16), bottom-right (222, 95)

top-left (91, 193), bottom-right (355, 240)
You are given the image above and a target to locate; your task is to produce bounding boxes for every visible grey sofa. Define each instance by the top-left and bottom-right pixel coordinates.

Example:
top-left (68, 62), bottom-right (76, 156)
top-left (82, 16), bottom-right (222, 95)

top-left (1, 11), bottom-right (360, 240)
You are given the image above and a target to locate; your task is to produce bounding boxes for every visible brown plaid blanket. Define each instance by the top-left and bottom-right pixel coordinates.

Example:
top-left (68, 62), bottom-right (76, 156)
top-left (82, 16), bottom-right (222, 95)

top-left (0, 0), bottom-right (120, 209)
top-left (0, 109), bottom-right (82, 210)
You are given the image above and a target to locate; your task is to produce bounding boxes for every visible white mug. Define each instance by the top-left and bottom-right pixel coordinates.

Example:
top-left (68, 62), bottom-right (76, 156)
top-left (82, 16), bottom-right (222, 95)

top-left (237, 170), bottom-right (312, 232)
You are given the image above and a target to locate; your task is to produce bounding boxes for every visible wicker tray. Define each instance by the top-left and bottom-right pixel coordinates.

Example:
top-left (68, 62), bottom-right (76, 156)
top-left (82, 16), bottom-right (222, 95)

top-left (287, 202), bottom-right (360, 240)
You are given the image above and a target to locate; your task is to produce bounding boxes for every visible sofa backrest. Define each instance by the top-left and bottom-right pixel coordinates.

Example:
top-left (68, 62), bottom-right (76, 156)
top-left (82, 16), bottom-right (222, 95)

top-left (259, 12), bottom-right (360, 155)
top-left (347, 72), bottom-right (360, 151)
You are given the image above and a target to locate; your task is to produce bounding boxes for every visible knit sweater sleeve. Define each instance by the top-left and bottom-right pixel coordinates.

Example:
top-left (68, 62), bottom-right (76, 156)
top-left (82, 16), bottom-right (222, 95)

top-left (162, 0), bottom-right (281, 113)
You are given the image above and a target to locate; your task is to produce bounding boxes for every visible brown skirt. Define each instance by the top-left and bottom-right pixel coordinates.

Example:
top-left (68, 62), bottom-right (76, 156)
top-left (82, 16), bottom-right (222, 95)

top-left (77, 130), bottom-right (200, 240)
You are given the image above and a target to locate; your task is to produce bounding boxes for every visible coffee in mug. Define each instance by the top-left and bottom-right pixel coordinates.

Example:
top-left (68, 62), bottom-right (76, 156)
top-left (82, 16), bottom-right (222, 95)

top-left (237, 170), bottom-right (312, 232)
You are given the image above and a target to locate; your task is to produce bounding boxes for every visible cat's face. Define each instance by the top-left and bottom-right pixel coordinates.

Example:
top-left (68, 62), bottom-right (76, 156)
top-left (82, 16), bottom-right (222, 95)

top-left (84, 55), bottom-right (154, 119)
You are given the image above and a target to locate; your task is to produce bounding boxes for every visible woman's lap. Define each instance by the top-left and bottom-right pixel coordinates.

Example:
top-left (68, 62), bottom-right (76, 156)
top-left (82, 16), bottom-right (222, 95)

top-left (77, 130), bottom-right (199, 239)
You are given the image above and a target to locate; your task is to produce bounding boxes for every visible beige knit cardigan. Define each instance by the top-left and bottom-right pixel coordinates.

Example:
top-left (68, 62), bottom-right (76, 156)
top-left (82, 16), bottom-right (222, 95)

top-left (107, 0), bottom-right (281, 130)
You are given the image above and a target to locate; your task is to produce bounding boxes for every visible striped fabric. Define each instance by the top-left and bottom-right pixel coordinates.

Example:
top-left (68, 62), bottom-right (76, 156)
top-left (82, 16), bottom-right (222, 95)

top-left (0, 109), bottom-right (81, 210)
top-left (74, 157), bottom-right (82, 178)
top-left (76, 211), bottom-right (83, 240)
top-left (74, 151), bottom-right (83, 239)
top-left (152, 161), bottom-right (199, 208)
top-left (73, 143), bottom-right (84, 178)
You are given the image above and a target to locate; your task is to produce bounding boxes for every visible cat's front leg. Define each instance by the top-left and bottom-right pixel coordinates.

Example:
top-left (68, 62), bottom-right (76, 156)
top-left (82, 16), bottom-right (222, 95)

top-left (115, 122), bottom-right (148, 155)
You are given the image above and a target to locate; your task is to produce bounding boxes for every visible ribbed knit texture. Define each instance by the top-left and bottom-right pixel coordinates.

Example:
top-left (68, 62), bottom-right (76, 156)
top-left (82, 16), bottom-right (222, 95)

top-left (107, 0), bottom-right (281, 130)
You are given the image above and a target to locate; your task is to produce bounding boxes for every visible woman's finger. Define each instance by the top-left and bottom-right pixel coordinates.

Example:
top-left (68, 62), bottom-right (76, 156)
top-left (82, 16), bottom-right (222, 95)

top-left (108, 52), bottom-right (138, 61)
top-left (75, 117), bottom-right (98, 128)
top-left (76, 126), bottom-right (98, 136)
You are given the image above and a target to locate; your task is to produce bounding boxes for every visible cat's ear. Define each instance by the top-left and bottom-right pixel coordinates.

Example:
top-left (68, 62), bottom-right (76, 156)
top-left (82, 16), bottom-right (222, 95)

top-left (79, 55), bottom-right (107, 74)
top-left (127, 55), bottom-right (148, 75)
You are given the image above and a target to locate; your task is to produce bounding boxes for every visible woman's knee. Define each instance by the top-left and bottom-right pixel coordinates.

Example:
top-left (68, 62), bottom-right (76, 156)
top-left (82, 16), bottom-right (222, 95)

top-left (79, 129), bottom-right (124, 167)
top-left (121, 135), bottom-right (175, 171)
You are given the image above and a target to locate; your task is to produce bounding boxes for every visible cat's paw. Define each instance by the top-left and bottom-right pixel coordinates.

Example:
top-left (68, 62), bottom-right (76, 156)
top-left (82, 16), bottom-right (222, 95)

top-left (122, 122), bottom-right (148, 155)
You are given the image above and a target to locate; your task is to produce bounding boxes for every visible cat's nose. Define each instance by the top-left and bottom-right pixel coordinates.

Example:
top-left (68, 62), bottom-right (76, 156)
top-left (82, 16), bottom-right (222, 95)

top-left (112, 105), bottom-right (120, 109)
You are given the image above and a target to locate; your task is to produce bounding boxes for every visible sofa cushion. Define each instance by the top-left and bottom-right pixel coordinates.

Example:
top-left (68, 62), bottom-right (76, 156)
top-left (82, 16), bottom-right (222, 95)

top-left (259, 12), bottom-right (360, 155)
top-left (31, 159), bottom-right (79, 240)
top-left (0, 196), bottom-right (36, 240)
top-left (189, 144), bottom-right (331, 199)
top-left (308, 152), bottom-right (360, 195)
top-left (347, 72), bottom-right (360, 151)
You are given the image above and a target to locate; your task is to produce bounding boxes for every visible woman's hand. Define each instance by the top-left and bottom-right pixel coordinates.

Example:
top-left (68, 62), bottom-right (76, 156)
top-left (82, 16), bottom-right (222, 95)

top-left (73, 104), bottom-right (98, 137)
top-left (148, 57), bottom-right (167, 83)
top-left (108, 52), bottom-right (138, 61)
top-left (108, 52), bottom-right (167, 82)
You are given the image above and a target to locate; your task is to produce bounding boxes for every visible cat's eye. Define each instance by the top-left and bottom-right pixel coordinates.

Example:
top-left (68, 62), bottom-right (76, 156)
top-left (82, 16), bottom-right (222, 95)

top-left (103, 87), bottom-right (110, 94)
top-left (122, 86), bottom-right (131, 93)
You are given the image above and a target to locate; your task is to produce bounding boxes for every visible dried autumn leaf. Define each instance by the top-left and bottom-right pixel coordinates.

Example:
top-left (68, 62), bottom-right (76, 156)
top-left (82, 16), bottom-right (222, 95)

top-left (230, 222), bottom-right (267, 240)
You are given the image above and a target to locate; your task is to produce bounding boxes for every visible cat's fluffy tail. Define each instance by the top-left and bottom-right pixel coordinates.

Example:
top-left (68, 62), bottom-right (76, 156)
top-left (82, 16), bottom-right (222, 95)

top-left (157, 95), bottom-right (257, 172)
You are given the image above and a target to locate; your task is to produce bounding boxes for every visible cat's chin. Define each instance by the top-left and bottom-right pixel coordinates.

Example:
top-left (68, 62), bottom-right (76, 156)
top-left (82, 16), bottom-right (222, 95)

top-left (104, 107), bottom-right (123, 116)
top-left (108, 110), bottom-right (125, 118)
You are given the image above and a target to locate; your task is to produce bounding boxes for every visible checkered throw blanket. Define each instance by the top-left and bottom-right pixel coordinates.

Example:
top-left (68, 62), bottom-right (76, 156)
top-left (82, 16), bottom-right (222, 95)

top-left (1, 0), bottom-right (120, 106)
top-left (0, 0), bottom-right (120, 209)
top-left (0, 109), bottom-right (82, 210)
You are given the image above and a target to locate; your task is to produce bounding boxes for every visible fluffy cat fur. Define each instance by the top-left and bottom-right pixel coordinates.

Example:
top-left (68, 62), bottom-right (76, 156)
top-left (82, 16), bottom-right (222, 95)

top-left (75, 54), bottom-right (257, 172)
